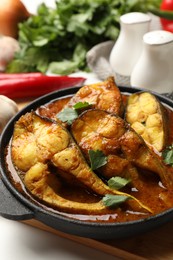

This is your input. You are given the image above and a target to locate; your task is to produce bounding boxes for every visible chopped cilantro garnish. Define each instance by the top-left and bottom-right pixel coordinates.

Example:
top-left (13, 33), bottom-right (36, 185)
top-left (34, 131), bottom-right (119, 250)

top-left (102, 194), bottom-right (129, 208)
top-left (162, 145), bottom-right (173, 166)
top-left (57, 107), bottom-right (78, 125)
top-left (108, 176), bottom-right (131, 190)
top-left (57, 101), bottom-right (92, 124)
top-left (88, 149), bottom-right (107, 170)
top-left (73, 101), bottom-right (91, 110)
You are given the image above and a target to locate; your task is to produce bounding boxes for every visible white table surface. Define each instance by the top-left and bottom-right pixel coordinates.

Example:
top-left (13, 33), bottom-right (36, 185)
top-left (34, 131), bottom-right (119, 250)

top-left (0, 216), bottom-right (119, 260)
top-left (0, 2), bottom-right (121, 259)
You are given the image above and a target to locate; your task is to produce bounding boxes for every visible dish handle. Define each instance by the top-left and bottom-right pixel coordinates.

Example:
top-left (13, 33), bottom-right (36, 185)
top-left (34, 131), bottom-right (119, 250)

top-left (0, 179), bottom-right (34, 220)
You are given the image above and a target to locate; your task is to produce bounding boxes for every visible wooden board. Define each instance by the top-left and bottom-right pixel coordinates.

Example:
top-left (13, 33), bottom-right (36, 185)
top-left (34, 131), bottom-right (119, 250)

top-left (18, 100), bottom-right (173, 260)
top-left (22, 218), bottom-right (173, 260)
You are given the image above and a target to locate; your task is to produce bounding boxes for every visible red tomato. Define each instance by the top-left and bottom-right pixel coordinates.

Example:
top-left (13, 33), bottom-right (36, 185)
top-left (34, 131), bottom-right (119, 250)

top-left (160, 0), bottom-right (173, 32)
top-left (161, 0), bottom-right (173, 10)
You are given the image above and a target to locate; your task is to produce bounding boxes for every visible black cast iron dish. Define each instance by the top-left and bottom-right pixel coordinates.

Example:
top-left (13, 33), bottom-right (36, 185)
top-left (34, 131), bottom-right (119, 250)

top-left (0, 86), bottom-right (173, 240)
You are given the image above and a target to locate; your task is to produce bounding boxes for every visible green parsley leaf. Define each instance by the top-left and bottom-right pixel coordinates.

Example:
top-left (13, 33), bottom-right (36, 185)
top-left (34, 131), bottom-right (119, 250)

top-left (108, 177), bottom-right (131, 190)
top-left (88, 150), bottom-right (107, 170)
top-left (162, 145), bottom-right (173, 166)
top-left (73, 101), bottom-right (91, 110)
top-left (102, 194), bottom-right (129, 208)
top-left (48, 60), bottom-right (79, 75)
top-left (57, 108), bottom-right (78, 125)
top-left (57, 101), bottom-right (92, 124)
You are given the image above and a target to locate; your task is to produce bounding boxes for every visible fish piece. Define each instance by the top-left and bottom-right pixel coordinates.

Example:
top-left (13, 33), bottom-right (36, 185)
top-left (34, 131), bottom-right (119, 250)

top-left (39, 77), bottom-right (123, 124)
top-left (125, 92), bottom-right (168, 152)
top-left (12, 112), bottom-right (70, 172)
top-left (24, 162), bottom-right (107, 214)
top-left (64, 76), bottom-right (124, 116)
top-left (11, 112), bottom-right (151, 213)
top-left (71, 109), bottom-right (173, 189)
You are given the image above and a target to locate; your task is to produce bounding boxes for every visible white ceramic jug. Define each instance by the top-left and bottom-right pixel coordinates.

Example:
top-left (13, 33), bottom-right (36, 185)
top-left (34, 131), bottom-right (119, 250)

top-left (131, 30), bottom-right (173, 93)
top-left (109, 12), bottom-right (151, 77)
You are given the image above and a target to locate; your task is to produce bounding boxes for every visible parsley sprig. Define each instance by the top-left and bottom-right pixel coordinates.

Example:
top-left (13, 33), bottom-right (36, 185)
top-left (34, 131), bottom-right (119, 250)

top-left (162, 145), bottom-right (173, 167)
top-left (88, 150), bottom-right (108, 170)
top-left (57, 101), bottom-right (91, 125)
top-left (103, 176), bottom-right (131, 208)
top-left (108, 176), bottom-right (131, 190)
top-left (88, 150), bottom-right (131, 208)
top-left (102, 194), bottom-right (130, 208)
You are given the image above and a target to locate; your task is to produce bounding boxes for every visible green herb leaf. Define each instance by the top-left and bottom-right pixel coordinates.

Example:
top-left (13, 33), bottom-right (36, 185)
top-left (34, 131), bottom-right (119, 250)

top-left (48, 60), bottom-right (79, 75)
top-left (73, 101), bottom-right (91, 110)
top-left (88, 150), bottom-right (107, 170)
top-left (108, 177), bottom-right (131, 190)
top-left (162, 145), bottom-right (173, 166)
top-left (57, 108), bottom-right (78, 125)
top-left (57, 101), bottom-right (92, 124)
top-left (102, 194), bottom-right (129, 208)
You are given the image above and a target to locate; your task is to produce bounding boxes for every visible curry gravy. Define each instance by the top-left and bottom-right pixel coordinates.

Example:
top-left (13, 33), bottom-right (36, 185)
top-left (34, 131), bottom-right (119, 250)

top-left (5, 94), bottom-right (173, 223)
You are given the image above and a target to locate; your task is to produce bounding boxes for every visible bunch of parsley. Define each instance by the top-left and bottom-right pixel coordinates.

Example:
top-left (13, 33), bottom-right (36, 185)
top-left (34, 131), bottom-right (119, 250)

top-left (7, 0), bottom-right (161, 75)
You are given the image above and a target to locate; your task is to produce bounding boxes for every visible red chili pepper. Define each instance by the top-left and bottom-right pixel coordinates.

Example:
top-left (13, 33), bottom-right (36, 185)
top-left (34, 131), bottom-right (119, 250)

top-left (0, 72), bottom-right (43, 79)
top-left (160, 0), bottom-right (173, 32)
top-left (0, 73), bottom-right (86, 99)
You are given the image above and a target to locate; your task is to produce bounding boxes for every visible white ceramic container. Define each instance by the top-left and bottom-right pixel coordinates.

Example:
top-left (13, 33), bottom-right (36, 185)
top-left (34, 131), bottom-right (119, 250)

top-left (131, 30), bottom-right (173, 93)
top-left (109, 12), bottom-right (151, 77)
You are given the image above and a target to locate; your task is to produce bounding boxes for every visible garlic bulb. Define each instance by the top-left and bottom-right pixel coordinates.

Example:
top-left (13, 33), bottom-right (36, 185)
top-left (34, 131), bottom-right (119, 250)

top-left (0, 95), bottom-right (18, 133)
top-left (0, 36), bottom-right (20, 71)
